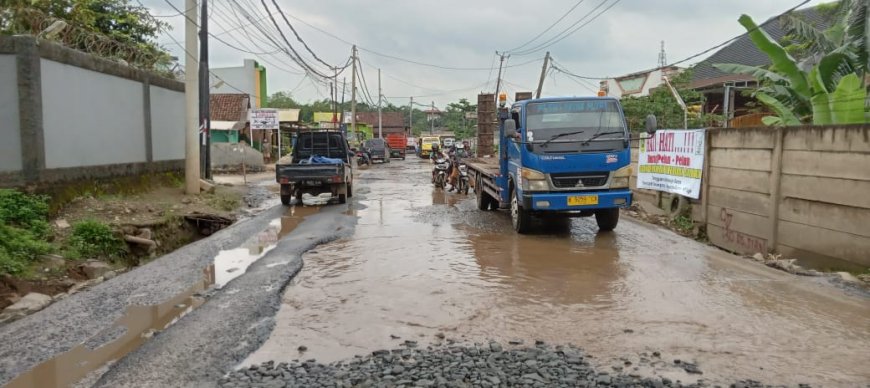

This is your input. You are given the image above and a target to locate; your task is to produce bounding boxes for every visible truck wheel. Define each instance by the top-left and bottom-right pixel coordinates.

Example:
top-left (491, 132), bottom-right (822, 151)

top-left (347, 183), bottom-right (353, 198)
top-left (511, 189), bottom-right (532, 234)
top-left (338, 183), bottom-right (348, 204)
top-left (280, 194), bottom-right (292, 206)
top-left (595, 208), bottom-right (619, 231)
top-left (475, 178), bottom-right (493, 210)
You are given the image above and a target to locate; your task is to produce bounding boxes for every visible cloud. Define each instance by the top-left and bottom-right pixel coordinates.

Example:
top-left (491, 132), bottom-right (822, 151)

top-left (144, 0), bottom-right (827, 107)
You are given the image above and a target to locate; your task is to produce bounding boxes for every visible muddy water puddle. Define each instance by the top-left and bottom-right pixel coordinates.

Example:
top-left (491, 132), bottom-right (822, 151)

top-left (6, 205), bottom-right (318, 388)
top-left (246, 159), bottom-right (870, 386)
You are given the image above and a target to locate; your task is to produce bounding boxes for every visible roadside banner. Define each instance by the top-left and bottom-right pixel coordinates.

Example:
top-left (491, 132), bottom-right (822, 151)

top-left (637, 129), bottom-right (705, 199)
top-left (249, 108), bottom-right (279, 130)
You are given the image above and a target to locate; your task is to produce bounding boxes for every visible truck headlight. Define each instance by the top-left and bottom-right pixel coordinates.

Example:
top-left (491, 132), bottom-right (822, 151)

top-left (610, 165), bottom-right (632, 188)
top-left (520, 167), bottom-right (548, 191)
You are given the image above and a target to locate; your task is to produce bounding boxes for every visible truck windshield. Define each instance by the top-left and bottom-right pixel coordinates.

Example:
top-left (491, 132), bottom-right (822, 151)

top-left (525, 100), bottom-right (626, 153)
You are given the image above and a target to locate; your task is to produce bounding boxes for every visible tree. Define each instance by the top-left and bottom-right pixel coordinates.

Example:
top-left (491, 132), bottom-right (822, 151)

top-left (443, 98), bottom-right (477, 140)
top-left (1, 0), bottom-right (171, 70)
top-left (779, 0), bottom-right (868, 75)
top-left (715, 13), bottom-right (868, 125)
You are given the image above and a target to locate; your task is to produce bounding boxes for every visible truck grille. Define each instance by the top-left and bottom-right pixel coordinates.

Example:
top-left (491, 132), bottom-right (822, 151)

top-left (550, 172), bottom-right (609, 188)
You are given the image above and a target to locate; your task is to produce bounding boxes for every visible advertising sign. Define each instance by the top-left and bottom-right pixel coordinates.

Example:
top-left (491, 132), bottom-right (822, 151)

top-left (638, 129), bottom-right (705, 199)
top-left (249, 108), bottom-right (279, 130)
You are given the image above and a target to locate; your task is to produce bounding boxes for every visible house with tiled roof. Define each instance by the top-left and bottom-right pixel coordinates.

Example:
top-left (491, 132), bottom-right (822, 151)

top-left (690, 6), bottom-right (832, 126)
top-left (209, 93), bottom-right (249, 143)
top-left (354, 112), bottom-right (407, 136)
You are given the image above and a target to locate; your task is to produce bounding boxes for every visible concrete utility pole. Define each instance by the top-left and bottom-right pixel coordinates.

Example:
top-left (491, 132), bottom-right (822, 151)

top-left (494, 51), bottom-right (509, 101)
top-left (351, 45), bottom-right (357, 138)
top-left (430, 101), bottom-right (435, 135)
top-left (409, 96), bottom-right (413, 134)
top-left (536, 52), bottom-right (550, 99)
top-left (198, 0), bottom-right (211, 179)
top-left (184, 0), bottom-right (200, 194)
top-left (377, 68), bottom-right (382, 139)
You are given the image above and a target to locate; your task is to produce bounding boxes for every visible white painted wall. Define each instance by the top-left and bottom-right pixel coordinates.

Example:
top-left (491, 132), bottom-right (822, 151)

top-left (603, 68), bottom-right (671, 99)
top-left (149, 86), bottom-right (185, 161)
top-left (40, 59), bottom-right (146, 168)
top-left (0, 55), bottom-right (22, 172)
top-left (210, 59), bottom-right (259, 106)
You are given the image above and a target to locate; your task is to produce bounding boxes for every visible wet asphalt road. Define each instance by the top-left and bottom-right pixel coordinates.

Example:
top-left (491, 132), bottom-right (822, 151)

top-left (245, 156), bottom-right (870, 386)
top-left (2, 157), bottom-right (868, 387)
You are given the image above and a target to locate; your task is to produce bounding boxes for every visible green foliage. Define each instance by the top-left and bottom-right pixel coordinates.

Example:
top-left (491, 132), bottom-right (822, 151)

top-left (0, 224), bottom-right (52, 274)
top-left (68, 219), bottom-right (124, 259)
top-left (716, 12), bottom-right (868, 125)
top-left (1, 0), bottom-right (171, 70)
top-left (0, 189), bottom-right (50, 238)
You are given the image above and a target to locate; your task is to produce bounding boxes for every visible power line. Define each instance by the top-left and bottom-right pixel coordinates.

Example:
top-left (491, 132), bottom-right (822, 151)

top-left (274, 10), bottom-right (546, 72)
top-left (266, 0), bottom-right (336, 70)
top-left (512, 0), bottom-right (621, 56)
top-left (256, 0), bottom-right (332, 79)
top-left (505, 0), bottom-right (587, 53)
top-left (158, 0), bottom-right (284, 56)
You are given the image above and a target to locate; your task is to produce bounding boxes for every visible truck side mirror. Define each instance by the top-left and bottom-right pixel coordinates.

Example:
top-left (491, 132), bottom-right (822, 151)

top-left (504, 119), bottom-right (518, 139)
top-left (644, 115), bottom-right (657, 135)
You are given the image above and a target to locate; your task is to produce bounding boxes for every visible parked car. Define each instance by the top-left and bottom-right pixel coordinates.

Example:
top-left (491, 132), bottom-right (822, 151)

top-left (363, 138), bottom-right (391, 163)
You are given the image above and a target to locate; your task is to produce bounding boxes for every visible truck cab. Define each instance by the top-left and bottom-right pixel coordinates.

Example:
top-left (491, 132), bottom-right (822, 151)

top-left (469, 96), bottom-right (643, 233)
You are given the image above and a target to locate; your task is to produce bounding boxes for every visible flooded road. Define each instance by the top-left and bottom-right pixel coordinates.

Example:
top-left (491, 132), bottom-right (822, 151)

top-left (246, 157), bottom-right (870, 386)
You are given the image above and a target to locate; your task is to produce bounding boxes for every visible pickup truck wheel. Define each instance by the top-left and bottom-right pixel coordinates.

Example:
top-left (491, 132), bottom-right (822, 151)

top-left (280, 194), bottom-right (292, 206)
top-left (347, 183), bottom-right (353, 198)
top-left (338, 183), bottom-right (348, 204)
top-left (595, 208), bottom-right (619, 231)
top-left (511, 190), bottom-right (532, 234)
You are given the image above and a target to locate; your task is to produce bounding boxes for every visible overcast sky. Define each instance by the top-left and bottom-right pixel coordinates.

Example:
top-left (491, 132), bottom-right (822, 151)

top-left (142, 0), bottom-right (825, 109)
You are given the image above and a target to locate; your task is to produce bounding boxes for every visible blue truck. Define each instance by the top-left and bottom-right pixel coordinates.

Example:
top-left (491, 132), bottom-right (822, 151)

top-left (466, 95), bottom-right (656, 233)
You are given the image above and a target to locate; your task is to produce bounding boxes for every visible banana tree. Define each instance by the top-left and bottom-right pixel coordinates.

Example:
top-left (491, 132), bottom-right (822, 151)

top-left (714, 14), bottom-right (868, 125)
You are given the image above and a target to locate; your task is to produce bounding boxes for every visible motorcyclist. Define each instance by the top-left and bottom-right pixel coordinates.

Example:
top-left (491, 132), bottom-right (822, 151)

top-left (430, 144), bottom-right (447, 183)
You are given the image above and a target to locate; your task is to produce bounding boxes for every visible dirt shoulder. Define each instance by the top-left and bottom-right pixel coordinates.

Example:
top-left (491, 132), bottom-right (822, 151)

top-left (0, 171), bottom-right (277, 319)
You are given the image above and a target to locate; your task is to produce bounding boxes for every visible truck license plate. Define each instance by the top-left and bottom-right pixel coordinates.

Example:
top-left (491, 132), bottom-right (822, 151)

top-left (304, 180), bottom-right (320, 186)
top-left (567, 195), bottom-right (598, 206)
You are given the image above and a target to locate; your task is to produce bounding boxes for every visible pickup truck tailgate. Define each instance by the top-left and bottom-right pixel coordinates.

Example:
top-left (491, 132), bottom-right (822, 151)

top-left (276, 163), bottom-right (345, 183)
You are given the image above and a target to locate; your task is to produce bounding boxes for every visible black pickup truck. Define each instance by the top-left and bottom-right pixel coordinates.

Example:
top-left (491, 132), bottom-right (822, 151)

top-left (276, 131), bottom-right (354, 205)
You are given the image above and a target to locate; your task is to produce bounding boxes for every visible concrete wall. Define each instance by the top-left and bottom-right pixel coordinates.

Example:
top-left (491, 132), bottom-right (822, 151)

top-left (0, 36), bottom-right (185, 188)
top-left (41, 59), bottom-right (146, 168)
top-left (631, 125), bottom-right (870, 269)
top-left (0, 54), bottom-right (22, 173)
top-left (149, 86), bottom-right (185, 162)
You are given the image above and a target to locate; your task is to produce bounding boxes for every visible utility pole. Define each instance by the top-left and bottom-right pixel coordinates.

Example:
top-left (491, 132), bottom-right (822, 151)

top-left (333, 68), bottom-right (339, 128)
top-left (339, 78), bottom-right (346, 135)
top-left (198, 0), bottom-right (211, 179)
top-left (377, 68), bottom-right (382, 139)
top-left (430, 101), bottom-right (435, 135)
top-left (409, 96), bottom-right (413, 135)
top-left (184, 0), bottom-right (200, 194)
top-left (535, 51), bottom-right (550, 99)
top-left (351, 45), bottom-right (357, 139)
top-left (494, 51), bottom-right (509, 101)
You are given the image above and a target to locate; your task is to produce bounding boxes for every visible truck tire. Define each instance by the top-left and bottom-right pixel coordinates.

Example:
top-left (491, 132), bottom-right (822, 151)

top-left (347, 183), bottom-right (353, 198)
top-left (280, 194), bottom-right (292, 206)
top-left (510, 189), bottom-right (532, 234)
top-left (475, 177), bottom-right (494, 210)
top-left (338, 183), bottom-right (348, 204)
top-left (595, 208), bottom-right (619, 231)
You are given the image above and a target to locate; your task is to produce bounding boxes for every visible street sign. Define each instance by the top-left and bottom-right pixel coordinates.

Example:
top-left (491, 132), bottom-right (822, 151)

top-left (249, 108), bottom-right (279, 130)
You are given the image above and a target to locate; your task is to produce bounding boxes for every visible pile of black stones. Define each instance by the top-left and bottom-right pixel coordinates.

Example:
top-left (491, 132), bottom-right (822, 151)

top-left (219, 340), bottom-right (772, 388)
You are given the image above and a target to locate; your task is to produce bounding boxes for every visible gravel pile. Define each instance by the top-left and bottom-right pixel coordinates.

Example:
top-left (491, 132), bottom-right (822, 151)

top-left (220, 341), bottom-right (768, 388)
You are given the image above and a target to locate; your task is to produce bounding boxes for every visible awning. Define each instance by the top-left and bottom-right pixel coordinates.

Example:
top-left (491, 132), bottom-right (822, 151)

top-left (211, 120), bottom-right (244, 131)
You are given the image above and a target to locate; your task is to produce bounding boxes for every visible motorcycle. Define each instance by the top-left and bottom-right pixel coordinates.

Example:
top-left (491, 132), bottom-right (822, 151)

top-left (456, 162), bottom-right (470, 195)
top-left (356, 150), bottom-right (371, 166)
top-left (432, 157), bottom-right (450, 189)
